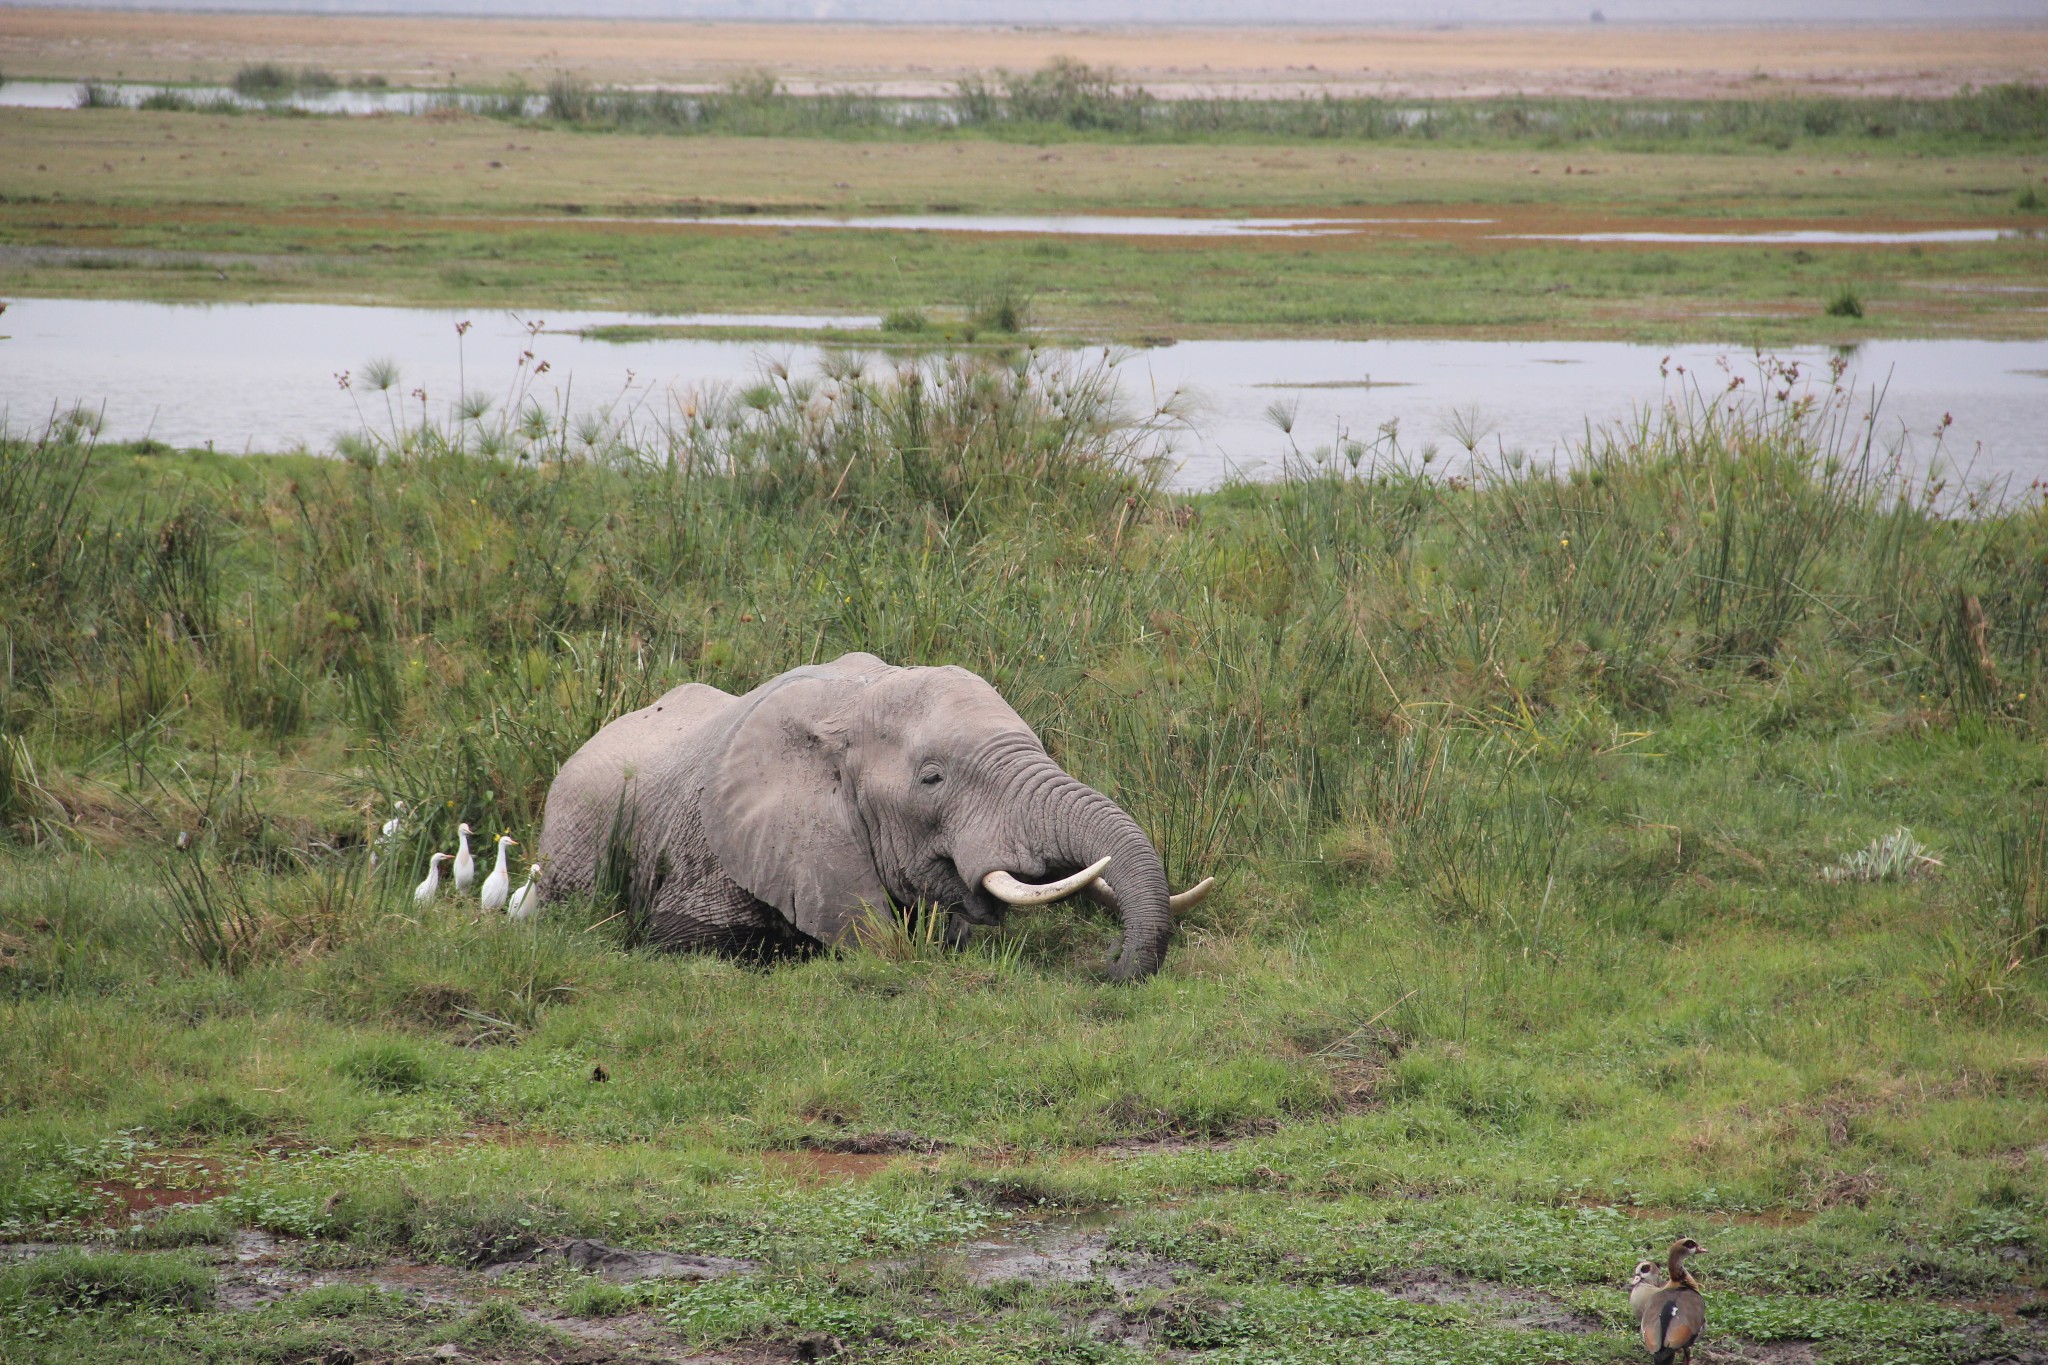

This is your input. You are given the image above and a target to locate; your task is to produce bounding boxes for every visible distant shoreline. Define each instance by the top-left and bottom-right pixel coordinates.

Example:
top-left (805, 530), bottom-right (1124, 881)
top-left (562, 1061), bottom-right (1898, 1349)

top-left (3, 7), bottom-right (2042, 100)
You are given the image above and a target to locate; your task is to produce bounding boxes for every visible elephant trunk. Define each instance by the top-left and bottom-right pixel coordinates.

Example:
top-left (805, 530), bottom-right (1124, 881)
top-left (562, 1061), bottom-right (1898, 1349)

top-left (999, 750), bottom-right (1172, 982)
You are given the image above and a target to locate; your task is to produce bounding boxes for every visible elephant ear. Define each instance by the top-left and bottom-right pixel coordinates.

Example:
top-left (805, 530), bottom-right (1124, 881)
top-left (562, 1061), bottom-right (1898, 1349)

top-left (705, 654), bottom-right (894, 945)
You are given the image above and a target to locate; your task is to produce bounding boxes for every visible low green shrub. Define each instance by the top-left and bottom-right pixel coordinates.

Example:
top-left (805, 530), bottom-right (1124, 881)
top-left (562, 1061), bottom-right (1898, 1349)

top-left (336, 1041), bottom-right (430, 1094)
top-left (0, 1250), bottom-right (213, 1318)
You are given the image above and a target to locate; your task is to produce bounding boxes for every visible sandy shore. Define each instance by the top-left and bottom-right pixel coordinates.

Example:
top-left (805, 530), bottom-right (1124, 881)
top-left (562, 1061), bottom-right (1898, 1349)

top-left (2, 9), bottom-right (2043, 98)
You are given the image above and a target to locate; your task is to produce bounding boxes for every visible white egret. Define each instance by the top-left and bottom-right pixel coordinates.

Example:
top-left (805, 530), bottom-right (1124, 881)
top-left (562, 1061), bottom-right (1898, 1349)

top-left (453, 822), bottom-right (477, 892)
top-left (506, 857), bottom-right (544, 921)
top-left (369, 799), bottom-right (406, 870)
top-left (414, 852), bottom-right (453, 906)
top-left (480, 834), bottom-right (519, 912)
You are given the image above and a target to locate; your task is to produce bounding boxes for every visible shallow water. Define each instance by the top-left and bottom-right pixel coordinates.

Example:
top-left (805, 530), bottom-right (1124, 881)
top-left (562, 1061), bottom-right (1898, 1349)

top-left (558, 214), bottom-right (2027, 245)
top-left (1502, 228), bottom-right (2025, 245)
top-left (3, 298), bottom-right (2043, 490)
top-left (631, 213), bottom-right (1494, 238)
top-left (0, 78), bottom-right (530, 116)
top-left (583, 311), bottom-right (883, 331)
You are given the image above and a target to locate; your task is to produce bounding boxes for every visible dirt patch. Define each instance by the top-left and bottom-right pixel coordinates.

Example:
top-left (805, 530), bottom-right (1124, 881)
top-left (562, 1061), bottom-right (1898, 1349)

top-left (1376, 1269), bottom-right (1603, 1334)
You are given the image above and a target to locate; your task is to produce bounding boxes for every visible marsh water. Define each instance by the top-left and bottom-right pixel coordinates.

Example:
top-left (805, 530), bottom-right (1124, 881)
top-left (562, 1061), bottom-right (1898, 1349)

top-left (633, 214), bottom-right (1489, 238)
top-left (588, 215), bottom-right (2029, 246)
top-left (1502, 228), bottom-right (2025, 246)
top-left (0, 78), bottom-right (526, 116)
top-left (3, 298), bottom-right (2043, 490)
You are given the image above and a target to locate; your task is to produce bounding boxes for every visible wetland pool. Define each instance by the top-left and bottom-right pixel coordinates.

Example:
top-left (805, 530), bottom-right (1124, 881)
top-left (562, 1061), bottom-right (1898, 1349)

top-left (3, 298), bottom-right (2042, 491)
top-left (0, 78), bottom-right (524, 115)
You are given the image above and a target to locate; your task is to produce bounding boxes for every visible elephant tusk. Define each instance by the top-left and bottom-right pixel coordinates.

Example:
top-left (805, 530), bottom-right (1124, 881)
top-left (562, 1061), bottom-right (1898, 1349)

top-left (983, 856), bottom-right (1113, 906)
top-left (1085, 875), bottom-right (1214, 916)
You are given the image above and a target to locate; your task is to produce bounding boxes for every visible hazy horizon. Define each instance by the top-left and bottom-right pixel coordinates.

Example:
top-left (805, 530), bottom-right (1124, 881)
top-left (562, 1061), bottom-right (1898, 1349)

top-left (11, 0), bottom-right (2044, 22)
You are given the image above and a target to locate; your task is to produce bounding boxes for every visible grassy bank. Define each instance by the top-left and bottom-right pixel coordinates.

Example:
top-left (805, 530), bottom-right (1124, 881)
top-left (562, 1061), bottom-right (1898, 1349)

top-left (38, 64), bottom-right (2048, 152)
top-left (1, 352), bottom-right (2044, 1361)
top-left (525, 68), bottom-right (2048, 152)
top-left (4, 107), bottom-right (2046, 341)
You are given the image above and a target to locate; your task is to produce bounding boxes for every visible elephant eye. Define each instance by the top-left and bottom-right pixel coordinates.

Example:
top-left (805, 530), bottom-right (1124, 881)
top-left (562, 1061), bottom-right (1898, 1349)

top-left (918, 764), bottom-right (944, 786)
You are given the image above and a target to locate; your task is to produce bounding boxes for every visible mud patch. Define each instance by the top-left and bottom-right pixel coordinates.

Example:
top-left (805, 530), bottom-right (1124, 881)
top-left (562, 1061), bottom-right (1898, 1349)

top-left (1088, 1130), bottom-right (1261, 1157)
top-left (214, 1231), bottom-right (508, 1313)
top-left (765, 1150), bottom-right (904, 1183)
top-left (1948, 1293), bottom-right (2048, 1327)
top-left (0, 1242), bottom-right (79, 1261)
top-left (90, 1178), bottom-right (228, 1221)
top-left (485, 1239), bottom-right (757, 1285)
top-left (1720, 1347), bottom-right (1823, 1365)
top-left (954, 1221), bottom-right (1180, 1294)
top-left (800, 1129), bottom-right (942, 1155)
top-left (1376, 1269), bottom-right (1603, 1334)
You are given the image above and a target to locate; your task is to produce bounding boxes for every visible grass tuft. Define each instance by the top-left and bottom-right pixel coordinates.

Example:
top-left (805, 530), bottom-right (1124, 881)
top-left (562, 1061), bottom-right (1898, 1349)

top-left (336, 1041), bottom-right (431, 1093)
top-left (1825, 284), bottom-right (1866, 317)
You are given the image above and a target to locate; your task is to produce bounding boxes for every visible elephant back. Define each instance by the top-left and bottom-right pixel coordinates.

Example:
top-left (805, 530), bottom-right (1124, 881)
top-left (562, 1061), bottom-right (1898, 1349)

top-left (537, 682), bottom-right (735, 898)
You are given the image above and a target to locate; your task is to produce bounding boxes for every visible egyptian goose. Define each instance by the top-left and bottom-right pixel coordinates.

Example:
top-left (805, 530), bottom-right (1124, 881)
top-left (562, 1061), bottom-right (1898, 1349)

top-left (1640, 1237), bottom-right (1705, 1365)
top-left (1627, 1258), bottom-right (1662, 1324)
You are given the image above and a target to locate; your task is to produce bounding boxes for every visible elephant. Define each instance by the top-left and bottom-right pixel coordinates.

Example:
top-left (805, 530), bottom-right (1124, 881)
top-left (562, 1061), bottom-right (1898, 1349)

top-left (533, 652), bottom-right (1211, 980)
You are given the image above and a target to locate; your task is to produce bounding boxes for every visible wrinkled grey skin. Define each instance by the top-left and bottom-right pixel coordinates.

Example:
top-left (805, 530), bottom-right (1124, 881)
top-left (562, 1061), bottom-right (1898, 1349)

top-left (535, 653), bottom-right (1173, 980)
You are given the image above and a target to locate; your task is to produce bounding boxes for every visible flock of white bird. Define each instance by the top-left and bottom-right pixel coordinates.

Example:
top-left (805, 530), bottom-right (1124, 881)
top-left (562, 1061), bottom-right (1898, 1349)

top-left (372, 802), bottom-right (543, 919)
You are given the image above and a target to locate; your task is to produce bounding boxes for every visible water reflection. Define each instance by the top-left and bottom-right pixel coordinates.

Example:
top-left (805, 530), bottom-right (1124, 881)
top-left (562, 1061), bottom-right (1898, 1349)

top-left (1500, 228), bottom-right (2021, 245)
top-left (0, 78), bottom-right (536, 116)
top-left (1, 298), bottom-right (2041, 491)
top-left (624, 214), bottom-right (1495, 237)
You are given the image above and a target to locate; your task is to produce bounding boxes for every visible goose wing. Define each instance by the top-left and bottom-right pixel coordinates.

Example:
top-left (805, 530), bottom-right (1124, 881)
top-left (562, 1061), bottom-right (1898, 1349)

top-left (1640, 1287), bottom-right (1704, 1357)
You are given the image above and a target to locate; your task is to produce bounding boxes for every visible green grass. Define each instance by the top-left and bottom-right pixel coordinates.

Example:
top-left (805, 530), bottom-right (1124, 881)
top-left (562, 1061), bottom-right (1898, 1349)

top-left (0, 351), bottom-right (2043, 1361)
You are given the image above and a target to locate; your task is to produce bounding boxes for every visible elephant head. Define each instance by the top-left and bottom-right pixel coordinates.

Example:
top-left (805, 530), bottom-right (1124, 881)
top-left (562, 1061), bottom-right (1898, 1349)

top-left (696, 653), bottom-right (1207, 980)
